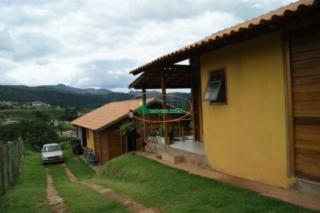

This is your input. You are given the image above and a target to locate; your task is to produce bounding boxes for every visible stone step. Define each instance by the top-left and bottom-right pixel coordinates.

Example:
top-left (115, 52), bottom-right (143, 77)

top-left (294, 178), bottom-right (320, 198)
top-left (161, 153), bottom-right (184, 164)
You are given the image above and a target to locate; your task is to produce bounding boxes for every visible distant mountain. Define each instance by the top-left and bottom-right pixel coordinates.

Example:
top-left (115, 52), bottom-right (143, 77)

top-left (129, 90), bottom-right (190, 99)
top-left (0, 85), bottom-right (132, 108)
top-left (44, 84), bottom-right (112, 95)
top-left (0, 84), bottom-right (190, 108)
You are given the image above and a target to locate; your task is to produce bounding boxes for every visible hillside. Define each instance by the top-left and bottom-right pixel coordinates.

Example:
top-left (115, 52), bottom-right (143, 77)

top-left (0, 85), bottom-right (190, 108)
top-left (43, 84), bottom-right (112, 95)
top-left (0, 85), bottom-right (133, 108)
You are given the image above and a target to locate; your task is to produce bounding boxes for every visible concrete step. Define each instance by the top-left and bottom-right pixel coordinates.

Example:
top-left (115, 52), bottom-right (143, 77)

top-left (161, 153), bottom-right (184, 164)
top-left (294, 178), bottom-right (320, 198)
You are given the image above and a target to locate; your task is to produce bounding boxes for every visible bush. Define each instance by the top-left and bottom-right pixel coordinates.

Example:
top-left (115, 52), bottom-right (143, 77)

top-left (0, 119), bottom-right (58, 150)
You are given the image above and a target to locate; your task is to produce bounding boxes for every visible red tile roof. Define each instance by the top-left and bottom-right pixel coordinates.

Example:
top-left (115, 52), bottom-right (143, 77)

top-left (71, 99), bottom-right (145, 130)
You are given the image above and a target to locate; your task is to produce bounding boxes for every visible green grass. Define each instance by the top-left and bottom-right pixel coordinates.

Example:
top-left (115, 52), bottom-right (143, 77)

top-left (48, 164), bottom-right (128, 213)
top-left (0, 153), bottom-right (50, 213)
top-left (94, 154), bottom-right (314, 213)
top-left (63, 147), bottom-right (95, 181)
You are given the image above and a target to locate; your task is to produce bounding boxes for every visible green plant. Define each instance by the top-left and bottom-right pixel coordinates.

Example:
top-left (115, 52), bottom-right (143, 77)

top-left (94, 154), bottom-right (312, 213)
top-left (156, 127), bottom-right (163, 137)
top-left (120, 122), bottom-right (137, 136)
top-left (149, 132), bottom-right (157, 137)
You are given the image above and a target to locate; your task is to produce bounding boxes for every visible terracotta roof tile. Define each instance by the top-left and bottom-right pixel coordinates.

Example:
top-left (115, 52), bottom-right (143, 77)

top-left (71, 99), bottom-right (145, 130)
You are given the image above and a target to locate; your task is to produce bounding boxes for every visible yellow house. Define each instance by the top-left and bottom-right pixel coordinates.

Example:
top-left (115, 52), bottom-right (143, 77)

top-left (128, 0), bottom-right (320, 194)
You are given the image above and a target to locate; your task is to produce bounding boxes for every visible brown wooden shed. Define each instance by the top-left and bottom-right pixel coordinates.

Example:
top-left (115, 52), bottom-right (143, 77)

top-left (72, 99), bottom-right (145, 164)
top-left (72, 99), bottom-right (191, 164)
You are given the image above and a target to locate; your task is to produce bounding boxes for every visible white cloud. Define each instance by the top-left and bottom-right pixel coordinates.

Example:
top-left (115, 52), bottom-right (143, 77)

top-left (0, 0), bottom-right (295, 91)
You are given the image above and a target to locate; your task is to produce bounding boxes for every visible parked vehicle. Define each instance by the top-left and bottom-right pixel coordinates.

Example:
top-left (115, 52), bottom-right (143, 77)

top-left (41, 143), bottom-right (64, 164)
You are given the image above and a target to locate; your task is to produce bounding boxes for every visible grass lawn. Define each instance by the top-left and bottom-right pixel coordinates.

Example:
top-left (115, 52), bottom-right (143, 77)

top-left (63, 146), bottom-right (95, 181)
top-left (94, 154), bottom-right (314, 213)
top-left (0, 153), bottom-right (50, 213)
top-left (48, 164), bottom-right (128, 213)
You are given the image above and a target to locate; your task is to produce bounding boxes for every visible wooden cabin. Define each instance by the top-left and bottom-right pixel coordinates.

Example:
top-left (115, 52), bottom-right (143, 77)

top-left (72, 99), bottom-right (191, 164)
top-left (128, 0), bottom-right (320, 196)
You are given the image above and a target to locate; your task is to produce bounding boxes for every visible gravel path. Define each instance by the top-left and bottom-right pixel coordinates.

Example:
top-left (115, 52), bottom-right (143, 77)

top-left (62, 163), bottom-right (159, 213)
top-left (45, 168), bottom-right (69, 213)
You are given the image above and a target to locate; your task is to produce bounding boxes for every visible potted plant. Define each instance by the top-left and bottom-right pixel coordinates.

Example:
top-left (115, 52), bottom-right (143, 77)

top-left (155, 127), bottom-right (165, 145)
top-left (148, 132), bottom-right (158, 143)
top-left (120, 122), bottom-right (139, 151)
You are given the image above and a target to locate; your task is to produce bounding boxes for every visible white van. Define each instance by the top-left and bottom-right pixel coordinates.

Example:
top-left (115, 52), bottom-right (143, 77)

top-left (41, 143), bottom-right (64, 164)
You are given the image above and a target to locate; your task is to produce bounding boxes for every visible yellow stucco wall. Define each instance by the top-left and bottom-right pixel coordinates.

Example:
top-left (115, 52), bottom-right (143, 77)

top-left (86, 129), bottom-right (95, 151)
top-left (200, 32), bottom-right (293, 187)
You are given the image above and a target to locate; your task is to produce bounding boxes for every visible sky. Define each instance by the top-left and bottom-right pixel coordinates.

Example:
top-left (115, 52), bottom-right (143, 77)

top-left (0, 0), bottom-right (295, 92)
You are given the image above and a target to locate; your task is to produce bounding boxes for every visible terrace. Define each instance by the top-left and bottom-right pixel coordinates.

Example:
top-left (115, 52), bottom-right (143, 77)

top-left (129, 58), bottom-right (206, 166)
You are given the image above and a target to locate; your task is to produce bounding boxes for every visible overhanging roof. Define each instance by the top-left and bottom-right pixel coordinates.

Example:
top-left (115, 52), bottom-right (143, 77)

top-left (129, 65), bottom-right (193, 89)
top-left (129, 0), bottom-right (319, 76)
top-left (72, 99), bottom-right (146, 130)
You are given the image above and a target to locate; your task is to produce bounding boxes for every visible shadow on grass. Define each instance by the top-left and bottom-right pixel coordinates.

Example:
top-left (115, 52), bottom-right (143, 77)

top-left (63, 146), bottom-right (95, 181)
top-left (93, 154), bottom-right (314, 213)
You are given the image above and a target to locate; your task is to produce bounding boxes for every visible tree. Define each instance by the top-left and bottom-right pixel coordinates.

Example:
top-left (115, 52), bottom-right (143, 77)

top-left (56, 123), bottom-right (64, 136)
top-left (0, 119), bottom-right (58, 149)
top-left (33, 110), bottom-right (50, 122)
top-left (0, 123), bottom-right (20, 141)
top-left (19, 119), bottom-right (58, 148)
top-left (60, 107), bottom-right (78, 121)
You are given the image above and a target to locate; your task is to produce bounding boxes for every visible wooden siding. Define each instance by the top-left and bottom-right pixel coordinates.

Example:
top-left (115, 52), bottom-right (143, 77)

top-left (93, 119), bottom-right (128, 164)
top-left (98, 130), bottom-right (109, 164)
top-left (290, 23), bottom-right (320, 182)
top-left (108, 126), bottom-right (122, 160)
top-left (93, 131), bottom-right (100, 160)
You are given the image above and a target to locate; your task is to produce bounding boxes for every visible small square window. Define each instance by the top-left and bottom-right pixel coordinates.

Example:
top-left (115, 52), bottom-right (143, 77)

top-left (204, 70), bottom-right (226, 103)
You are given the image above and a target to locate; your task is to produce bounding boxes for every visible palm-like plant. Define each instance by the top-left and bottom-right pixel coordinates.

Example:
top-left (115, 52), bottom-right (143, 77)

top-left (120, 122), bottom-right (137, 136)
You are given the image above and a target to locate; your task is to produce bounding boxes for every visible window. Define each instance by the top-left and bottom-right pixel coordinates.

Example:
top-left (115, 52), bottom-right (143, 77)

top-left (204, 70), bottom-right (226, 103)
top-left (42, 144), bottom-right (61, 152)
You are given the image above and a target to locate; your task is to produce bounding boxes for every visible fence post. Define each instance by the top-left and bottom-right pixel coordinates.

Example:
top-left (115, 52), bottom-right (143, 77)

top-left (0, 140), bottom-right (24, 195)
top-left (0, 143), bottom-right (3, 195)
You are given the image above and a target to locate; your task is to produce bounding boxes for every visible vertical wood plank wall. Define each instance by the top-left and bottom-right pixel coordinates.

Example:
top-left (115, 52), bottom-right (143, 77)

top-left (290, 23), bottom-right (320, 182)
top-left (108, 126), bottom-right (122, 161)
top-left (99, 130), bottom-right (110, 164)
top-left (93, 131), bottom-right (101, 161)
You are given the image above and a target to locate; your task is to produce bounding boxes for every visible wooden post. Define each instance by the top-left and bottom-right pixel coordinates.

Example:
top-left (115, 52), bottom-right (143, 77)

top-left (142, 88), bottom-right (147, 149)
top-left (99, 132), bottom-right (103, 165)
top-left (161, 72), bottom-right (169, 145)
top-left (190, 57), bottom-right (202, 142)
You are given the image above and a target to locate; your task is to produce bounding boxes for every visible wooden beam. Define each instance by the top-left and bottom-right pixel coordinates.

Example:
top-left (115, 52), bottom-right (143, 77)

top-left (142, 88), bottom-right (147, 105)
top-left (146, 65), bottom-right (194, 74)
top-left (142, 88), bottom-right (147, 148)
top-left (130, 61), bottom-right (193, 75)
top-left (190, 57), bottom-right (203, 142)
top-left (129, 70), bottom-right (193, 89)
top-left (161, 73), bottom-right (169, 145)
